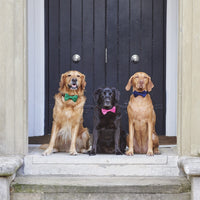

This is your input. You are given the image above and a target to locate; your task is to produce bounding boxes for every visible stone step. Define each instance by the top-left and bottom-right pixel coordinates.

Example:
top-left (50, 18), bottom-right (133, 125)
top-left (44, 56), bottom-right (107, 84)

top-left (11, 175), bottom-right (191, 200)
top-left (21, 145), bottom-right (180, 176)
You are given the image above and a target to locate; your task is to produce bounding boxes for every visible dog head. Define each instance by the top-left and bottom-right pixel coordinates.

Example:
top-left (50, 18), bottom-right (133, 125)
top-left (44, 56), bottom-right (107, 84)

top-left (125, 72), bottom-right (154, 92)
top-left (94, 87), bottom-right (120, 109)
top-left (59, 70), bottom-right (86, 95)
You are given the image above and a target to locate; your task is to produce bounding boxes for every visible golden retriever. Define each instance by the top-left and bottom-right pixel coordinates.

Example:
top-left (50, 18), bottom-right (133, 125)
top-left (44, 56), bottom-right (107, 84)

top-left (42, 70), bottom-right (90, 156)
top-left (125, 72), bottom-right (160, 156)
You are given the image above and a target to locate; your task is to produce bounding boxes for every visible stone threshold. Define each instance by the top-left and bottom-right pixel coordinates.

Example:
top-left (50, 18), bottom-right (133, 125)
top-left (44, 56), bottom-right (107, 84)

top-left (19, 145), bottom-right (180, 176)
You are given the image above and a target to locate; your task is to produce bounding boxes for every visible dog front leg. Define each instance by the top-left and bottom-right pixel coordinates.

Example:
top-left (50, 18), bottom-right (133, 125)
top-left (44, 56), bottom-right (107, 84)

top-left (89, 128), bottom-right (99, 156)
top-left (147, 121), bottom-right (154, 156)
top-left (42, 122), bottom-right (59, 156)
top-left (126, 121), bottom-right (134, 156)
top-left (70, 125), bottom-right (79, 155)
top-left (114, 118), bottom-right (123, 155)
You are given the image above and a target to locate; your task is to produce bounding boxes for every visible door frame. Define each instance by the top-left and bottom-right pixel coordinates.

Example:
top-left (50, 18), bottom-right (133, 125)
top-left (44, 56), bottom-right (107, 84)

top-left (28, 0), bottom-right (45, 137)
top-left (166, 0), bottom-right (178, 136)
top-left (28, 0), bottom-right (178, 137)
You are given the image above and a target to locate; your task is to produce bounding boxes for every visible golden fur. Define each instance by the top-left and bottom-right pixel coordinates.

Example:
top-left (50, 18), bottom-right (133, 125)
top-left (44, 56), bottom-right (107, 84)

top-left (125, 72), bottom-right (160, 156)
top-left (42, 70), bottom-right (90, 156)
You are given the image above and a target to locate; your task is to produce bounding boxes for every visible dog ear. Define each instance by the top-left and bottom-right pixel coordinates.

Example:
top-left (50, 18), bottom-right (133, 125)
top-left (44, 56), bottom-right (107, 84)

top-left (59, 74), bottom-right (66, 91)
top-left (112, 88), bottom-right (120, 103)
top-left (147, 77), bottom-right (154, 92)
top-left (81, 74), bottom-right (86, 90)
top-left (93, 88), bottom-right (102, 103)
top-left (125, 75), bottom-right (134, 91)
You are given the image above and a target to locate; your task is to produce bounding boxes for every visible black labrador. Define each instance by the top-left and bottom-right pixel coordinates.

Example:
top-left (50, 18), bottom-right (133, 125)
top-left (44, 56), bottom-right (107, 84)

top-left (89, 87), bottom-right (126, 155)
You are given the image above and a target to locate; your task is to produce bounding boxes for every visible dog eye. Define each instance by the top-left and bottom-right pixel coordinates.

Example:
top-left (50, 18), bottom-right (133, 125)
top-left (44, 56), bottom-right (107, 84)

top-left (109, 92), bottom-right (112, 95)
top-left (67, 74), bottom-right (71, 77)
top-left (77, 75), bottom-right (80, 77)
top-left (135, 76), bottom-right (139, 79)
top-left (144, 77), bottom-right (147, 79)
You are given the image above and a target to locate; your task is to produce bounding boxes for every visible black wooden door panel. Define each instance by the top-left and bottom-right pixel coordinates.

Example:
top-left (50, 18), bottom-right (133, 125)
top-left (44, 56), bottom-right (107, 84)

top-left (45, 0), bottom-right (166, 135)
top-left (118, 0), bottom-right (130, 133)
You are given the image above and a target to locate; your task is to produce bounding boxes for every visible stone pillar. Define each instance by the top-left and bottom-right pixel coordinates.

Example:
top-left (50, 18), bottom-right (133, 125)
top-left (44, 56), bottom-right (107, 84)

top-left (191, 177), bottom-right (200, 200)
top-left (179, 157), bottom-right (200, 200)
top-left (178, 0), bottom-right (200, 156)
top-left (0, 156), bottom-right (23, 200)
top-left (0, 0), bottom-right (27, 155)
top-left (0, 176), bottom-right (13, 200)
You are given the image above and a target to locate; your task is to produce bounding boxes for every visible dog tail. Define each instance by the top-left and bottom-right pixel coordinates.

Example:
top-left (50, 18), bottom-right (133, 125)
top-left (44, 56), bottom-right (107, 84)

top-left (40, 144), bottom-right (49, 150)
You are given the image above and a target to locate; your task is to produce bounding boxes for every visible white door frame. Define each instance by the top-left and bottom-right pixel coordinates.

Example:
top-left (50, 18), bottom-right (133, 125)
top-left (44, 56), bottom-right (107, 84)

top-left (28, 0), bottom-right (178, 137)
top-left (28, 0), bottom-right (45, 137)
top-left (166, 0), bottom-right (178, 136)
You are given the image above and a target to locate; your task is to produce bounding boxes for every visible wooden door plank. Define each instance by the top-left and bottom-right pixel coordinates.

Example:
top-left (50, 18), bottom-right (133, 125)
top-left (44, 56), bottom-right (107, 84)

top-left (44, 0), bottom-right (49, 134)
top-left (106, 0), bottom-right (118, 87)
top-left (93, 0), bottom-right (106, 89)
top-left (82, 0), bottom-right (94, 132)
top-left (60, 0), bottom-right (71, 73)
top-left (130, 0), bottom-right (142, 75)
top-left (46, 0), bottom-right (60, 134)
top-left (118, 0), bottom-right (130, 132)
top-left (140, 0), bottom-right (153, 75)
top-left (151, 0), bottom-right (166, 135)
top-left (71, 0), bottom-right (82, 70)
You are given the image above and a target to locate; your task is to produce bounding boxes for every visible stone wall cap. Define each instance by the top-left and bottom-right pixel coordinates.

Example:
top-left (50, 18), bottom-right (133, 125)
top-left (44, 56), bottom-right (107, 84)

top-left (178, 156), bottom-right (200, 176)
top-left (0, 156), bottom-right (23, 176)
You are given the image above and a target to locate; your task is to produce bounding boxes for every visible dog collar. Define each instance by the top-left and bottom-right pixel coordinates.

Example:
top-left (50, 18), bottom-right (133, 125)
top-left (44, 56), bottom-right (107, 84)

top-left (101, 106), bottom-right (116, 115)
top-left (133, 90), bottom-right (148, 98)
top-left (64, 93), bottom-right (78, 102)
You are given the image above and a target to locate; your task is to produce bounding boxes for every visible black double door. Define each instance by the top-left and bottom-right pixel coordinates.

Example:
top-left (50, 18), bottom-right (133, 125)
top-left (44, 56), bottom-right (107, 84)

top-left (45, 0), bottom-right (166, 135)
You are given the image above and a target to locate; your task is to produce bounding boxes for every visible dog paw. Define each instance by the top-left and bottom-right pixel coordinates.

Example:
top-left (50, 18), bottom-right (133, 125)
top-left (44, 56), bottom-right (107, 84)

top-left (70, 150), bottom-right (78, 156)
top-left (125, 150), bottom-right (134, 156)
top-left (80, 148), bottom-right (89, 154)
top-left (42, 148), bottom-right (53, 156)
top-left (115, 149), bottom-right (123, 155)
top-left (154, 150), bottom-right (161, 155)
top-left (89, 149), bottom-right (96, 156)
top-left (146, 151), bottom-right (154, 156)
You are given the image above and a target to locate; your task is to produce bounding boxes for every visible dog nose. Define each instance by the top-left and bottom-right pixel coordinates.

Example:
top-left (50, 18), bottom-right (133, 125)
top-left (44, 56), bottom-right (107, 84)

top-left (139, 80), bottom-right (144, 85)
top-left (72, 78), bottom-right (77, 83)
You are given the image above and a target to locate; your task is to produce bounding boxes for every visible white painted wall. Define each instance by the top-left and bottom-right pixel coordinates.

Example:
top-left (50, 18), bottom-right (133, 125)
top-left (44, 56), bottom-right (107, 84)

top-left (28, 0), bottom-right (45, 136)
top-left (166, 0), bottom-right (178, 136)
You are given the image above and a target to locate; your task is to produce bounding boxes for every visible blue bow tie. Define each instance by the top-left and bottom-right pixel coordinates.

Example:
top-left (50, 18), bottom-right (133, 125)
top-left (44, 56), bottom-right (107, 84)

top-left (133, 90), bottom-right (148, 98)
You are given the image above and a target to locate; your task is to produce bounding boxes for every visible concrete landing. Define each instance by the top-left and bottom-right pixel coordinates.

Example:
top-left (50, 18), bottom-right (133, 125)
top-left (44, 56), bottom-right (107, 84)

top-left (21, 145), bottom-right (180, 176)
top-left (11, 175), bottom-right (191, 200)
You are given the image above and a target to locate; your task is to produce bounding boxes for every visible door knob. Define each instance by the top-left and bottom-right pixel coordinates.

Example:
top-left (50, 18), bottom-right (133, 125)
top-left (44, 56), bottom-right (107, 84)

top-left (72, 54), bottom-right (81, 63)
top-left (131, 54), bottom-right (140, 63)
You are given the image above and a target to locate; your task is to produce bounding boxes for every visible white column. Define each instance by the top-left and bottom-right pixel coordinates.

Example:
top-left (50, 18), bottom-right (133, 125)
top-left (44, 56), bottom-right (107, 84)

top-left (0, 0), bottom-right (27, 155)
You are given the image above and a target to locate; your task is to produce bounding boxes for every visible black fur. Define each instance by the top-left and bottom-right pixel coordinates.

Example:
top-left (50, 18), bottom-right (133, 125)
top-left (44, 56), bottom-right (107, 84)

top-left (89, 87), bottom-right (126, 155)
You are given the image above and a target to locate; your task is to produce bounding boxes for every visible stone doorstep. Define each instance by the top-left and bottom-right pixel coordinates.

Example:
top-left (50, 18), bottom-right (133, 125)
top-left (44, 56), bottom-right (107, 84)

top-left (11, 193), bottom-right (191, 200)
top-left (21, 145), bottom-right (180, 176)
top-left (11, 176), bottom-right (191, 194)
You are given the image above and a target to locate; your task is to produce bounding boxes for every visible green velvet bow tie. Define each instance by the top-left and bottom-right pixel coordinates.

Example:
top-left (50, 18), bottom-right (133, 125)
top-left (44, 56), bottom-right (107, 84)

top-left (64, 93), bottom-right (78, 102)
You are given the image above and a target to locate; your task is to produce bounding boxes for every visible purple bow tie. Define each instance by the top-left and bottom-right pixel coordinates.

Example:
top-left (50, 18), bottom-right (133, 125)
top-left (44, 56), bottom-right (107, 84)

top-left (133, 90), bottom-right (148, 98)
